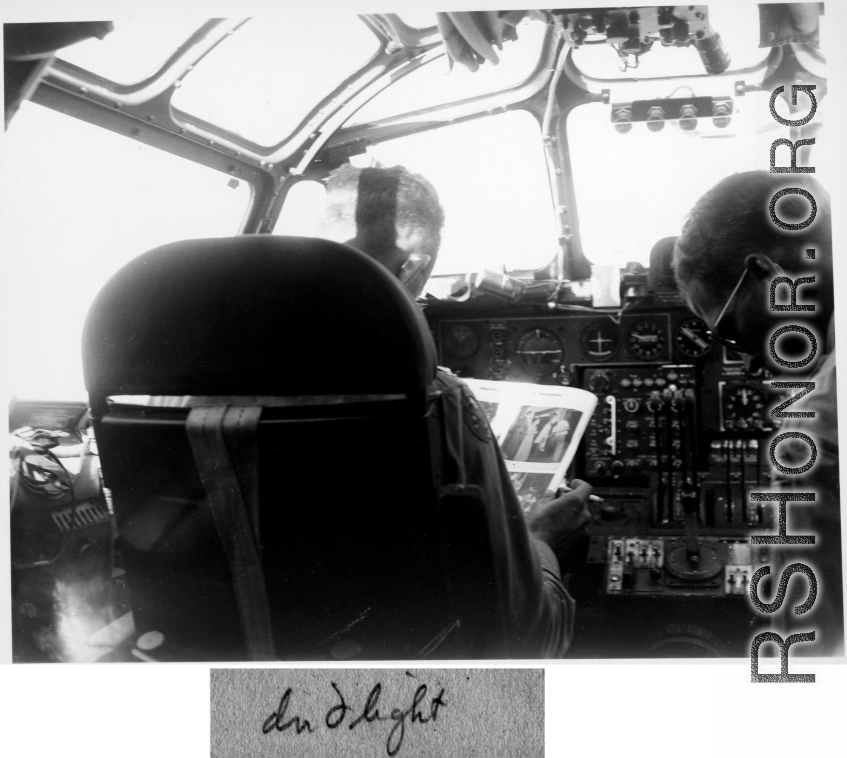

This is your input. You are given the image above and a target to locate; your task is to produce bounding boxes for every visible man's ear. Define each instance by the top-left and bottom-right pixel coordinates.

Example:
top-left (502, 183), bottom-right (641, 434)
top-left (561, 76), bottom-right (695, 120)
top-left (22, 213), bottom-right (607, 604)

top-left (744, 253), bottom-right (782, 280)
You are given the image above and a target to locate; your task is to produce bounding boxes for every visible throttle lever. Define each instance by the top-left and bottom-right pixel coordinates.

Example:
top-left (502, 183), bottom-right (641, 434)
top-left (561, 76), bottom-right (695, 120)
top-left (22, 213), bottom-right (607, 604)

top-left (680, 478), bottom-right (701, 565)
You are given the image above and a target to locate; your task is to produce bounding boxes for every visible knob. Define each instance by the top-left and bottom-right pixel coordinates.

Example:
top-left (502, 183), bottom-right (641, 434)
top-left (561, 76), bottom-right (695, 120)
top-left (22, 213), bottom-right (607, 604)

top-left (623, 398), bottom-right (640, 413)
top-left (588, 372), bottom-right (610, 392)
top-left (611, 460), bottom-right (625, 475)
top-left (649, 567), bottom-right (662, 584)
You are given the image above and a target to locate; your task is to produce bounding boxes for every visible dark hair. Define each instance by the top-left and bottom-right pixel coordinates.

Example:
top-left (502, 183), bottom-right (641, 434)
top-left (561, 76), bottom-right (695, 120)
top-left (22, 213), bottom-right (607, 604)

top-left (673, 171), bottom-right (830, 306)
top-left (323, 162), bottom-right (445, 272)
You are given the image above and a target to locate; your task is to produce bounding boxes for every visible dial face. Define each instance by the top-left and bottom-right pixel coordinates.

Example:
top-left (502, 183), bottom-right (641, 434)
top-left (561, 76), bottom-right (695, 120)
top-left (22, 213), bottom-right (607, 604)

top-left (675, 317), bottom-right (713, 358)
top-left (626, 321), bottom-right (668, 361)
top-left (443, 323), bottom-right (480, 360)
top-left (580, 320), bottom-right (620, 362)
top-left (516, 328), bottom-right (564, 376)
top-left (722, 384), bottom-right (768, 430)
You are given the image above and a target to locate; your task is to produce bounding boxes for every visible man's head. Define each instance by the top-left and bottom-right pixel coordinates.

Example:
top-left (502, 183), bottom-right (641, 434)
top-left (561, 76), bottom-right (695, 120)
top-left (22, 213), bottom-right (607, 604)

top-left (316, 163), bottom-right (445, 297)
top-left (673, 170), bottom-right (831, 365)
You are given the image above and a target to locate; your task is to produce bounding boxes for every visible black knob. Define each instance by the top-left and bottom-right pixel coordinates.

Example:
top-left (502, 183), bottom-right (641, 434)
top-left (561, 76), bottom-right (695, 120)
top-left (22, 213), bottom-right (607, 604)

top-left (588, 372), bottom-right (610, 392)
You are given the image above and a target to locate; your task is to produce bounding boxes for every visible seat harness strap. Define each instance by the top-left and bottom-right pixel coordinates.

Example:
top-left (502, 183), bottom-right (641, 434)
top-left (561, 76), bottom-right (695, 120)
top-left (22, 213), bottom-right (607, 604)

top-left (186, 405), bottom-right (275, 660)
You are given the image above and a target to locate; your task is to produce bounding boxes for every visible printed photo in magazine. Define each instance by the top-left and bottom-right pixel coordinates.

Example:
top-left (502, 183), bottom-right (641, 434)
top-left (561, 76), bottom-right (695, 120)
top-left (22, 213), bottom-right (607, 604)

top-left (462, 378), bottom-right (596, 513)
top-left (2, 4), bottom-right (842, 674)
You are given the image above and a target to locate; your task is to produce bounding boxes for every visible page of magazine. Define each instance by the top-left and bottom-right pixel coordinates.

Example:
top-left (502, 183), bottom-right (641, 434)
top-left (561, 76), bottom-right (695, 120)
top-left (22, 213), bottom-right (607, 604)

top-left (463, 378), bottom-right (596, 512)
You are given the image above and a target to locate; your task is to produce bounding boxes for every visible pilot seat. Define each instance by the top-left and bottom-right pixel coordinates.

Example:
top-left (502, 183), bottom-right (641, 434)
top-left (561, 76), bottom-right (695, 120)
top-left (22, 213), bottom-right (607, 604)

top-left (82, 235), bottom-right (505, 661)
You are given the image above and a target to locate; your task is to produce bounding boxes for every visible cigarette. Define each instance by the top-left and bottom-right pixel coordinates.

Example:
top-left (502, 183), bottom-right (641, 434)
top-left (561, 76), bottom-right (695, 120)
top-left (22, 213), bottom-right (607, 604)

top-left (556, 487), bottom-right (604, 503)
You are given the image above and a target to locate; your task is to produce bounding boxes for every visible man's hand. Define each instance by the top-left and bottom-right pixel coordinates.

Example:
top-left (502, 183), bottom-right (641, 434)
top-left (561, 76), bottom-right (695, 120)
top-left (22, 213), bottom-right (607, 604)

top-left (526, 479), bottom-right (593, 556)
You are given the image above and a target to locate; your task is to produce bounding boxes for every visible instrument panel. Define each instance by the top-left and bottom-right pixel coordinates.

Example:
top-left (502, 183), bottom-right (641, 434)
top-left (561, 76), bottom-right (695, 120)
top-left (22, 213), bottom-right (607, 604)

top-left (435, 307), bottom-right (777, 435)
top-left (441, 313), bottom-right (679, 378)
top-left (432, 303), bottom-right (782, 656)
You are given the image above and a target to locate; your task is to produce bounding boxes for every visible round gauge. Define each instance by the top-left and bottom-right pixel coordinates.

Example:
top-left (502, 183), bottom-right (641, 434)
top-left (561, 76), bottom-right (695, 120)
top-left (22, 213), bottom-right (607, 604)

top-left (516, 328), bottom-right (564, 376)
top-left (675, 317), bottom-right (713, 358)
top-left (580, 320), bottom-right (620, 362)
top-left (722, 384), bottom-right (767, 430)
top-left (626, 321), bottom-right (668, 361)
top-left (443, 323), bottom-right (480, 360)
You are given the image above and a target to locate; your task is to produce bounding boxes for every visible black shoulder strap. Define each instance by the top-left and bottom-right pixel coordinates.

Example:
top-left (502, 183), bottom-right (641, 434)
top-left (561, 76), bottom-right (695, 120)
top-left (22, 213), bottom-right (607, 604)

top-left (186, 405), bottom-right (275, 660)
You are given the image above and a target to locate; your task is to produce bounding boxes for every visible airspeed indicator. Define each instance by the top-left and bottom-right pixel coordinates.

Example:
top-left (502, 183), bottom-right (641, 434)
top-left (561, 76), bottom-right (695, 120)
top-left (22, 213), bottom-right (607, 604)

top-left (626, 321), bottom-right (668, 361)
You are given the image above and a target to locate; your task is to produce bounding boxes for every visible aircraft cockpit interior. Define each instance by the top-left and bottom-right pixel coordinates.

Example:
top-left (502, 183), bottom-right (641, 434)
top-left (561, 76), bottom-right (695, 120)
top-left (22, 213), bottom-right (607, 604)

top-left (4, 5), bottom-right (841, 663)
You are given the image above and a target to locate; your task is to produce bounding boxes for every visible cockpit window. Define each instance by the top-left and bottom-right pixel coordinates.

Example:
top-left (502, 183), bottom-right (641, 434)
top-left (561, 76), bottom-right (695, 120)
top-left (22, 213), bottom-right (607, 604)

top-left (348, 18), bottom-right (547, 126)
top-left (569, 4), bottom-right (768, 80)
top-left (567, 90), bottom-right (802, 267)
top-left (170, 13), bottom-right (379, 146)
top-left (57, 18), bottom-right (207, 83)
top-left (273, 180), bottom-right (327, 236)
top-left (1, 102), bottom-right (253, 400)
top-left (350, 109), bottom-right (558, 277)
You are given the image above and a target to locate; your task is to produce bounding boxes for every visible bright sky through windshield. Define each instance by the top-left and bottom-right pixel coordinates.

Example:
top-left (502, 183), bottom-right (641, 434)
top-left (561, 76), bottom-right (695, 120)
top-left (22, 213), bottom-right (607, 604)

top-left (276, 109), bottom-right (560, 277)
top-left (1, 103), bottom-right (252, 400)
top-left (568, 91), bottom-right (801, 268)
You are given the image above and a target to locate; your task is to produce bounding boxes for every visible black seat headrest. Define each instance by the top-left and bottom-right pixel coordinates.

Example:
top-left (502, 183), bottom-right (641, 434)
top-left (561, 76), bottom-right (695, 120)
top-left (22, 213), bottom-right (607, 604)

top-left (82, 235), bottom-right (437, 400)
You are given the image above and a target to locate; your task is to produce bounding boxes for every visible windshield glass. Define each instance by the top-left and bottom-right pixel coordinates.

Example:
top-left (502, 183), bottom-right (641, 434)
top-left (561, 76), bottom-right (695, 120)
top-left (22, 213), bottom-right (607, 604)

top-left (347, 110), bottom-right (558, 277)
top-left (171, 13), bottom-right (379, 146)
top-left (567, 90), bottom-right (811, 267)
top-left (349, 18), bottom-right (547, 125)
top-left (1, 102), bottom-right (253, 400)
top-left (272, 110), bottom-right (558, 276)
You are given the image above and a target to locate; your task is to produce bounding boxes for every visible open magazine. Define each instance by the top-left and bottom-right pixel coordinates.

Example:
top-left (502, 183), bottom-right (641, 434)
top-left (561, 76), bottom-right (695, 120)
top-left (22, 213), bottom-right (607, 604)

top-left (463, 379), bottom-right (597, 514)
